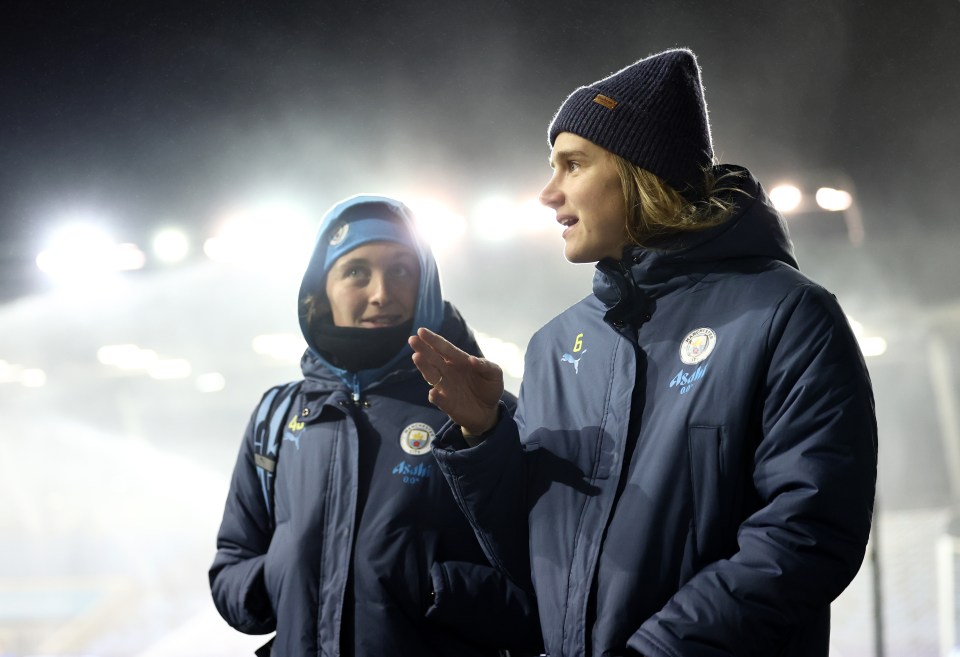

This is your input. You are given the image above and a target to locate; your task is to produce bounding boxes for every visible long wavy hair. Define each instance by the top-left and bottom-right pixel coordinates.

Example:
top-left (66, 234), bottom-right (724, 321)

top-left (612, 156), bottom-right (746, 248)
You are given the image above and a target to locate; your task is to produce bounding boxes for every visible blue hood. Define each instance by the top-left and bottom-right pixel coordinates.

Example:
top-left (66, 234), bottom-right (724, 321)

top-left (297, 194), bottom-right (445, 392)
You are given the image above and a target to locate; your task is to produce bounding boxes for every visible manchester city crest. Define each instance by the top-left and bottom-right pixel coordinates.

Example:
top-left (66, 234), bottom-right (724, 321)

top-left (328, 221), bottom-right (349, 246)
top-left (400, 422), bottom-right (436, 456)
top-left (679, 327), bottom-right (717, 365)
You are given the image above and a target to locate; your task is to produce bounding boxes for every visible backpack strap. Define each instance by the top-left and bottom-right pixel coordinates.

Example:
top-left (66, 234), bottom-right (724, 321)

top-left (252, 380), bottom-right (302, 529)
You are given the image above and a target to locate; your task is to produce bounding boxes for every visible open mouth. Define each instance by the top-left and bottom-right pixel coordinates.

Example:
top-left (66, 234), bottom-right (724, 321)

top-left (558, 215), bottom-right (578, 237)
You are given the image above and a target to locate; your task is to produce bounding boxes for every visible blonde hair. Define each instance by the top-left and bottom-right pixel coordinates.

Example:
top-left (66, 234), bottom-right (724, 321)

top-left (612, 155), bottom-right (745, 248)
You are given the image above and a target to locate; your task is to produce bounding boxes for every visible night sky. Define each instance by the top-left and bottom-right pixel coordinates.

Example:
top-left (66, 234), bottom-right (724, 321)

top-left (2, 0), bottom-right (959, 302)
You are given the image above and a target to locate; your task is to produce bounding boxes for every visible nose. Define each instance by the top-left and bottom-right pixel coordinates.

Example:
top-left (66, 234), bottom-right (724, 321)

top-left (539, 172), bottom-right (562, 209)
top-left (368, 272), bottom-right (390, 306)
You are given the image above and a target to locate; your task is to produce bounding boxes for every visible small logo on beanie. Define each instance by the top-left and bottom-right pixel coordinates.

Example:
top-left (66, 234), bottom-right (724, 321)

top-left (329, 221), bottom-right (349, 246)
top-left (592, 94), bottom-right (619, 110)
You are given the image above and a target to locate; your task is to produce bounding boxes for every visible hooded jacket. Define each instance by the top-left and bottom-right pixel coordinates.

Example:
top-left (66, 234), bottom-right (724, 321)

top-left (433, 168), bottom-right (878, 657)
top-left (210, 195), bottom-right (539, 657)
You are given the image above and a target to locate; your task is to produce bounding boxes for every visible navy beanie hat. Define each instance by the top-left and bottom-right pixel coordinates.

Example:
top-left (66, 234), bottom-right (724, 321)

top-left (548, 48), bottom-right (714, 197)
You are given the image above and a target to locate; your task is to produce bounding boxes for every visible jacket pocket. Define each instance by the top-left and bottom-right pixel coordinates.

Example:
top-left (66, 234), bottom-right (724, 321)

top-left (687, 425), bottom-right (730, 565)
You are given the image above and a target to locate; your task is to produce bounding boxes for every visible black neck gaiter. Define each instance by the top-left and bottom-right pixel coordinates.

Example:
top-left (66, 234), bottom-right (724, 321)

top-left (311, 315), bottom-right (413, 373)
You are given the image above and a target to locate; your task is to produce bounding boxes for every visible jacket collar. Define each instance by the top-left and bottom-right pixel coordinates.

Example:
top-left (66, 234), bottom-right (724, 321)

top-left (592, 165), bottom-right (798, 325)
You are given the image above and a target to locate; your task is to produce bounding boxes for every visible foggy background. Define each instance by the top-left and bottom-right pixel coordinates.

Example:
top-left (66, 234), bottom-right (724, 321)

top-left (2, 1), bottom-right (959, 655)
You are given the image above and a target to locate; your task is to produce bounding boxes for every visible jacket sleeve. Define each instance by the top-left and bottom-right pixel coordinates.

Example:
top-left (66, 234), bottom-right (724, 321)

top-left (432, 402), bottom-right (532, 590)
top-left (631, 284), bottom-right (878, 657)
top-left (426, 560), bottom-right (544, 654)
top-left (208, 411), bottom-right (276, 635)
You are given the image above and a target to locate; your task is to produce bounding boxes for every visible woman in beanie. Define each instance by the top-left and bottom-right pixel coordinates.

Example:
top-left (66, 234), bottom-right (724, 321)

top-left (410, 49), bottom-right (877, 657)
top-left (210, 194), bottom-right (541, 656)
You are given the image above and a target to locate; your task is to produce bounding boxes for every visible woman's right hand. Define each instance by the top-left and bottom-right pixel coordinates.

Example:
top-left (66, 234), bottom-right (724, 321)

top-left (408, 327), bottom-right (504, 437)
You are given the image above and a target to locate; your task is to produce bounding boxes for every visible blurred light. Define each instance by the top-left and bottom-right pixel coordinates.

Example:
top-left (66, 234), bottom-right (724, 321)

top-left (148, 358), bottom-right (192, 380)
top-left (196, 372), bottom-right (226, 392)
top-left (252, 333), bottom-right (305, 363)
top-left (153, 228), bottom-right (191, 264)
top-left (815, 187), bottom-right (853, 212)
top-left (846, 316), bottom-right (887, 358)
top-left (471, 196), bottom-right (555, 241)
top-left (20, 368), bottom-right (47, 387)
top-left (0, 359), bottom-right (18, 383)
top-left (204, 200), bottom-right (313, 270)
top-left (99, 343), bottom-right (193, 377)
top-left (405, 197), bottom-right (468, 252)
top-left (115, 243), bottom-right (147, 269)
top-left (98, 344), bottom-right (159, 370)
top-left (0, 361), bottom-right (47, 387)
top-left (517, 198), bottom-right (557, 233)
top-left (769, 185), bottom-right (802, 213)
top-left (475, 332), bottom-right (524, 379)
top-left (859, 336), bottom-right (888, 358)
top-left (36, 223), bottom-right (146, 281)
top-left (472, 197), bottom-right (518, 241)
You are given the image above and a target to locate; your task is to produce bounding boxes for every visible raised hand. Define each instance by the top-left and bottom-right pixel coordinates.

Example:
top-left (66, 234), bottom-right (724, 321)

top-left (408, 327), bottom-right (504, 437)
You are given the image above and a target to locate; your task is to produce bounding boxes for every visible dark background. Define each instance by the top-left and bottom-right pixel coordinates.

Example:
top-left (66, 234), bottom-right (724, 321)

top-left (2, 0), bottom-right (958, 300)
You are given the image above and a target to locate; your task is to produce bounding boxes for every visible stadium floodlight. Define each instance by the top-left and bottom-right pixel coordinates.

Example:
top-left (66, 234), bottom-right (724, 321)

top-left (152, 228), bottom-right (191, 264)
top-left (475, 332), bottom-right (524, 379)
top-left (204, 200), bottom-right (313, 270)
top-left (769, 185), bottom-right (803, 213)
top-left (97, 344), bottom-right (159, 370)
top-left (516, 198), bottom-right (557, 234)
top-left (35, 222), bottom-right (145, 282)
top-left (471, 197), bottom-right (519, 241)
top-left (148, 358), bottom-right (192, 380)
top-left (195, 372), bottom-right (226, 393)
top-left (858, 336), bottom-right (888, 358)
top-left (0, 359), bottom-right (21, 384)
top-left (470, 196), bottom-right (555, 242)
top-left (815, 187), bottom-right (854, 212)
top-left (405, 196), bottom-right (467, 253)
top-left (252, 333), bottom-right (306, 363)
top-left (0, 360), bottom-right (47, 387)
top-left (98, 343), bottom-right (193, 379)
top-left (846, 316), bottom-right (887, 358)
top-left (20, 369), bottom-right (47, 388)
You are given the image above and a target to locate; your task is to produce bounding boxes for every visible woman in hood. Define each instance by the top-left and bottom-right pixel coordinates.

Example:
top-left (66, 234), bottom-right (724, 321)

top-left (210, 194), bottom-right (541, 657)
top-left (410, 49), bottom-right (877, 657)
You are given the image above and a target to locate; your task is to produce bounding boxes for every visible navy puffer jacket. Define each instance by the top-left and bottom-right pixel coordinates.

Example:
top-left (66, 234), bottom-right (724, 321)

top-left (210, 195), bottom-right (540, 657)
top-left (434, 167), bottom-right (878, 657)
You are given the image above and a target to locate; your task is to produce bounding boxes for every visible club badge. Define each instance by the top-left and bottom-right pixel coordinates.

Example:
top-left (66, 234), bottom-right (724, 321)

top-left (400, 422), bottom-right (436, 456)
top-left (328, 221), bottom-right (349, 246)
top-left (679, 327), bottom-right (717, 365)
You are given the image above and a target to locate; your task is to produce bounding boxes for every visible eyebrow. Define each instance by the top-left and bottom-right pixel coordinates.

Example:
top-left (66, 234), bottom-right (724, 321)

top-left (548, 149), bottom-right (589, 166)
top-left (332, 251), bottom-right (417, 271)
top-left (330, 257), bottom-right (369, 272)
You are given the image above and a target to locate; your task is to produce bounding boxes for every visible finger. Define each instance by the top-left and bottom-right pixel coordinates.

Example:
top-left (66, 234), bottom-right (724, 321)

top-left (415, 327), bottom-right (471, 365)
top-left (411, 350), bottom-right (446, 385)
top-left (409, 334), bottom-right (450, 377)
top-left (408, 334), bottom-right (435, 357)
top-left (427, 386), bottom-right (450, 412)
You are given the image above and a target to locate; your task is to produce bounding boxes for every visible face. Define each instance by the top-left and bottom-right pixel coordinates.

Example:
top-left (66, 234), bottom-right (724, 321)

top-left (539, 132), bottom-right (629, 263)
top-left (324, 242), bottom-right (420, 328)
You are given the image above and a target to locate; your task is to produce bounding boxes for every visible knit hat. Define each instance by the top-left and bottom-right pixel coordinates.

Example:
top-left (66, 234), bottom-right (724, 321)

top-left (548, 48), bottom-right (713, 197)
top-left (322, 215), bottom-right (416, 272)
